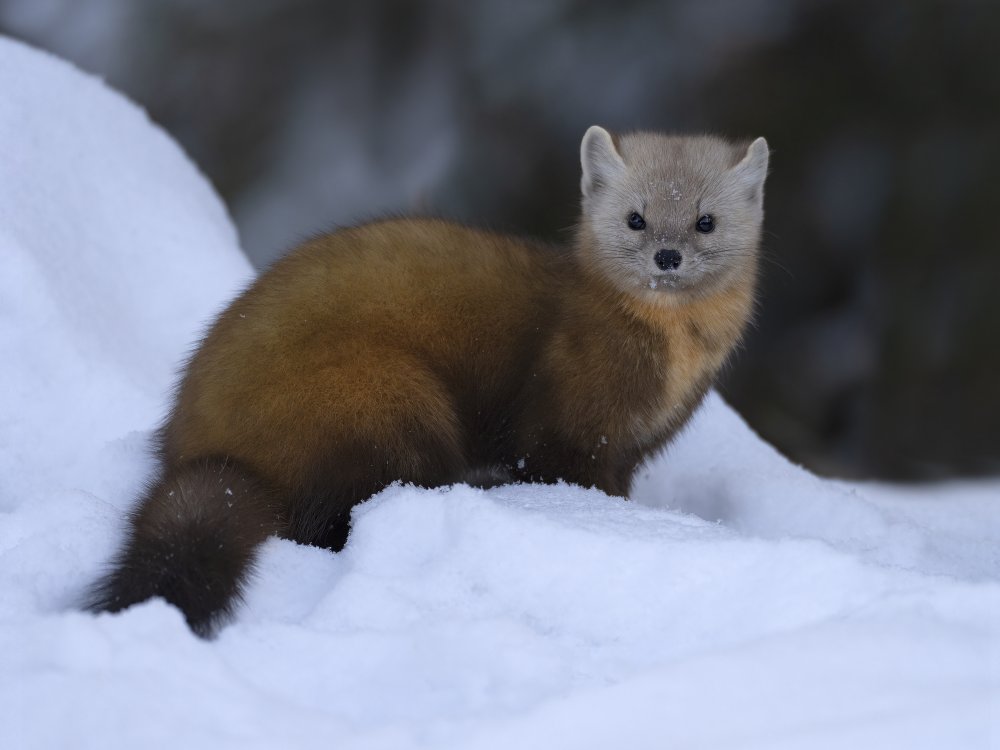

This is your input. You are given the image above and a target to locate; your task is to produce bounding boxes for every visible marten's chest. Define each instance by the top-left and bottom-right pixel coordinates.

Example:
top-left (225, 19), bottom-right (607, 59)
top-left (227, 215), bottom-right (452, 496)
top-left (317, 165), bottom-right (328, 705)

top-left (624, 327), bottom-right (722, 441)
top-left (630, 295), bottom-right (750, 441)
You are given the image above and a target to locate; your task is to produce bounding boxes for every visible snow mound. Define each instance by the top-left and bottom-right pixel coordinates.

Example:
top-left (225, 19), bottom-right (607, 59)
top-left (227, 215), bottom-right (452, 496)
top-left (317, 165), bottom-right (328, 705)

top-left (0, 36), bottom-right (997, 750)
top-left (634, 393), bottom-right (1000, 581)
top-left (0, 36), bottom-right (252, 508)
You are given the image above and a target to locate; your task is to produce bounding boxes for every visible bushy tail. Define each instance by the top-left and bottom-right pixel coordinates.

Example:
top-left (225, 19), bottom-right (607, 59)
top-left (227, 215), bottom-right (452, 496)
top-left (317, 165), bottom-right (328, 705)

top-left (86, 457), bottom-right (284, 637)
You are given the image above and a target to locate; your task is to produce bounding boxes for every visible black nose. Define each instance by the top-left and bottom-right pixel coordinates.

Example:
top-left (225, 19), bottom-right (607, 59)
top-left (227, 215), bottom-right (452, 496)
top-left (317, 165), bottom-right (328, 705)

top-left (654, 248), bottom-right (682, 271)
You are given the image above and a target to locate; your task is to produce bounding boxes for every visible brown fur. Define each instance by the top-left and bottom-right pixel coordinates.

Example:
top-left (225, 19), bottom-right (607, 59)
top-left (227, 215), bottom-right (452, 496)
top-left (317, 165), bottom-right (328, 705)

top-left (165, 216), bottom-right (754, 499)
top-left (88, 127), bottom-right (768, 635)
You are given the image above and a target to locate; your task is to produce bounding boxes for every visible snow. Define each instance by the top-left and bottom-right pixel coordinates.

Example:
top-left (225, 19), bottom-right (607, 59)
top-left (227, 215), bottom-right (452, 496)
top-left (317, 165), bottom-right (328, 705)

top-left (0, 35), bottom-right (998, 749)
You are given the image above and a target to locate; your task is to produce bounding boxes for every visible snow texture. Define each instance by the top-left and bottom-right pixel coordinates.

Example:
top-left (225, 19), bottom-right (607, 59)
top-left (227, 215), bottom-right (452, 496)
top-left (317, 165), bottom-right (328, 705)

top-left (1, 36), bottom-right (998, 749)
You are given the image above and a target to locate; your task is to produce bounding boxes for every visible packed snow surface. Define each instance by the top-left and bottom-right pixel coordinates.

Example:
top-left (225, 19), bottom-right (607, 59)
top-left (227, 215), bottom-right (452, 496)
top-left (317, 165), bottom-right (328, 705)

top-left (0, 37), bottom-right (997, 749)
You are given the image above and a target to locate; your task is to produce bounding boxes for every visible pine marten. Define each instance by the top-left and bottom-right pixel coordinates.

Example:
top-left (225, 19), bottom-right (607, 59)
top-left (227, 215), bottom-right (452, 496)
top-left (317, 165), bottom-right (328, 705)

top-left (87, 126), bottom-right (770, 636)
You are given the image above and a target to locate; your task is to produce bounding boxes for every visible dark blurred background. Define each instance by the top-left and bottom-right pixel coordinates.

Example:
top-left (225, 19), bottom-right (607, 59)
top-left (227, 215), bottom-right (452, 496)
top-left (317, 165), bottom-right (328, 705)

top-left (3, 0), bottom-right (997, 480)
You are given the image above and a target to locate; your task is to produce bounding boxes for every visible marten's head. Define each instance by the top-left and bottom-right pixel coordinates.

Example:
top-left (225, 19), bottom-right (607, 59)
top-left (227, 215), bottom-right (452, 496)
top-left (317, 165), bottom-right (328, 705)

top-left (579, 126), bottom-right (768, 302)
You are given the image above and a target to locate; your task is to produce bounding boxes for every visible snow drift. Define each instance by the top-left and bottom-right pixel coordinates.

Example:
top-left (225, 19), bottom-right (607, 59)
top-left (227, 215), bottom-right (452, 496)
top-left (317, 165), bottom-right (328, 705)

top-left (0, 36), bottom-right (997, 749)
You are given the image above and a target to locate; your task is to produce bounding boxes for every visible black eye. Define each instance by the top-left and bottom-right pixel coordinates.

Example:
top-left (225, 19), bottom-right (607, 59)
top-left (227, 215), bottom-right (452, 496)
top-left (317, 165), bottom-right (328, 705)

top-left (696, 214), bottom-right (715, 233)
top-left (627, 212), bottom-right (646, 230)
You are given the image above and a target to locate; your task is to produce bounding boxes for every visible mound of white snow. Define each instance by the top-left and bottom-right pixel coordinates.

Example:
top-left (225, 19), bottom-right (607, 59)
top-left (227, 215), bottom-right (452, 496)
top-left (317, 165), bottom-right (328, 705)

top-left (0, 36), bottom-right (997, 750)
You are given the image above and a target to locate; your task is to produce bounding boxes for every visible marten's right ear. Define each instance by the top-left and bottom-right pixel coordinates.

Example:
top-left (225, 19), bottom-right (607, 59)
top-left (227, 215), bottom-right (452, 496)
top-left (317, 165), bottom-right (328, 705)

top-left (581, 125), bottom-right (625, 198)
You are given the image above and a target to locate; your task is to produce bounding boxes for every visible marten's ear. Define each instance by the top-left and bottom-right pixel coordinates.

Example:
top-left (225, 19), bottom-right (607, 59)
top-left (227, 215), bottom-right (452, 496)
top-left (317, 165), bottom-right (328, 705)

top-left (732, 137), bottom-right (769, 205)
top-left (581, 125), bottom-right (625, 199)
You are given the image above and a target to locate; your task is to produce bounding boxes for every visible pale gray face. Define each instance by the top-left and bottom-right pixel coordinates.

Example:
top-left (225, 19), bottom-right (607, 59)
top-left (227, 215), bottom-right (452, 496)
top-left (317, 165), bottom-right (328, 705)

top-left (579, 127), bottom-right (769, 300)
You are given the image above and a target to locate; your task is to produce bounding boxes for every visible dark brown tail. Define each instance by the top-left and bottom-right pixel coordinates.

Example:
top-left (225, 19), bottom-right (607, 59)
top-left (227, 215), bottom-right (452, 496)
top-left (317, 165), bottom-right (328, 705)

top-left (86, 457), bottom-right (284, 637)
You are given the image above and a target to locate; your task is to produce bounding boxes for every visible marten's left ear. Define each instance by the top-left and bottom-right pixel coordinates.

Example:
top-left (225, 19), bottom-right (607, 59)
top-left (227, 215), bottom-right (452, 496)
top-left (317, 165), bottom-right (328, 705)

top-left (732, 137), bottom-right (769, 204)
top-left (581, 125), bottom-right (626, 199)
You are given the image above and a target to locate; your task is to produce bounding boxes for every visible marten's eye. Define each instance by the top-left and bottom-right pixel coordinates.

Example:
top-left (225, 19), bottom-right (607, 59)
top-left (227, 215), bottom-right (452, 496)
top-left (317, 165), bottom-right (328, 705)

top-left (696, 214), bottom-right (715, 233)
top-left (627, 212), bottom-right (646, 230)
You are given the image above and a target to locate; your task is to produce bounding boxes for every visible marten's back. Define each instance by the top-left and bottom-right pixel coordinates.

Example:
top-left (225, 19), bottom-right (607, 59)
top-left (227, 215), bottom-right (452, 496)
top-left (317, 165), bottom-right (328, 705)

top-left (162, 218), bottom-right (567, 491)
